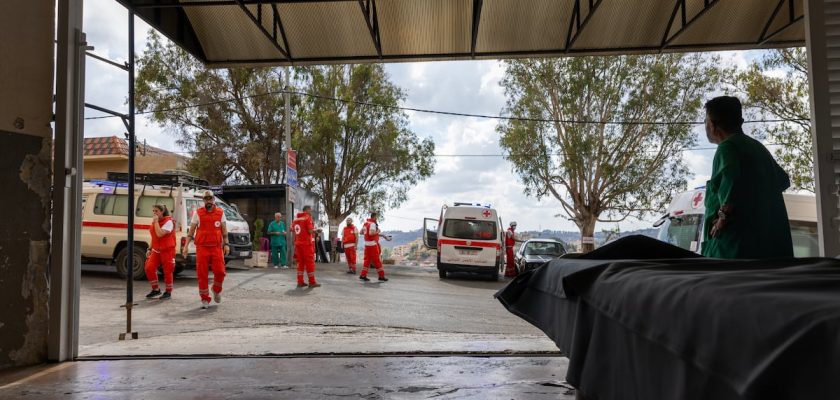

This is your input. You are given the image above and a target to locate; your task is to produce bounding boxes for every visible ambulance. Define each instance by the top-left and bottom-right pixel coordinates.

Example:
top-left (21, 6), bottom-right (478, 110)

top-left (654, 188), bottom-right (819, 257)
top-left (80, 172), bottom-right (252, 279)
top-left (422, 203), bottom-right (504, 280)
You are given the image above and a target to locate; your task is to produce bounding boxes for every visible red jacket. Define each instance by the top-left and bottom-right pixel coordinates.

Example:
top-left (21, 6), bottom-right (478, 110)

top-left (342, 225), bottom-right (357, 248)
top-left (362, 218), bottom-right (380, 246)
top-left (150, 216), bottom-right (176, 251)
top-left (195, 207), bottom-right (224, 247)
top-left (293, 212), bottom-right (314, 246)
top-left (505, 227), bottom-right (516, 247)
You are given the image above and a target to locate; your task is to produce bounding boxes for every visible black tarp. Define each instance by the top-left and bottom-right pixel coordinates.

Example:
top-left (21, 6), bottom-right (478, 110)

top-left (495, 235), bottom-right (840, 400)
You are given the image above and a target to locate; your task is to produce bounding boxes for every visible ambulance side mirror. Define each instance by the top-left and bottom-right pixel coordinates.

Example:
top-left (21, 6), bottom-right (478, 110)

top-left (652, 214), bottom-right (669, 228)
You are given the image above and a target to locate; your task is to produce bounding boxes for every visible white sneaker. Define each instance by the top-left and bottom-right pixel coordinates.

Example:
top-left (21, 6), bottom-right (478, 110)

top-left (281, 265), bottom-right (289, 269)
top-left (213, 291), bottom-right (222, 303)
top-left (201, 300), bottom-right (210, 309)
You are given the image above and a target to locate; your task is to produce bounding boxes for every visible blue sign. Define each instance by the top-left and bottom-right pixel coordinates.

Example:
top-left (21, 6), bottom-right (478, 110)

top-left (210, 185), bottom-right (223, 194)
top-left (286, 167), bottom-right (298, 188)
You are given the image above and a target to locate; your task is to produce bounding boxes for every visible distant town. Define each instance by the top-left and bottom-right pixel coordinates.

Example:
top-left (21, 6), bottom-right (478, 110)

top-left (378, 228), bottom-right (659, 266)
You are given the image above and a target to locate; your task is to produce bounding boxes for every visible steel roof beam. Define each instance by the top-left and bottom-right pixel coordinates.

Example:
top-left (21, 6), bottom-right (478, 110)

top-left (565, 0), bottom-right (604, 52)
top-left (471, 0), bottom-right (483, 58)
top-left (234, 0), bottom-right (291, 59)
top-left (357, 0), bottom-right (382, 58)
top-left (272, 4), bottom-right (292, 59)
top-left (133, 0), bottom-right (355, 9)
top-left (758, 0), bottom-right (803, 45)
top-left (661, 0), bottom-right (721, 50)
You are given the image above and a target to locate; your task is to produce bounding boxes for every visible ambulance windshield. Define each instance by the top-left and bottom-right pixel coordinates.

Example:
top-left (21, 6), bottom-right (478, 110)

top-left (443, 219), bottom-right (497, 240)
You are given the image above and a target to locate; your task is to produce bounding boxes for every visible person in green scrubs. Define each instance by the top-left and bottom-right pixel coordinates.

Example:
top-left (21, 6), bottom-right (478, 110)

top-left (267, 212), bottom-right (288, 268)
top-left (701, 96), bottom-right (792, 259)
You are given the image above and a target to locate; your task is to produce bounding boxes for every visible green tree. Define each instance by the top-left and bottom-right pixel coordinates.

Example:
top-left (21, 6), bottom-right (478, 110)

top-left (498, 55), bottom-right (722, 252)
top-left (735, 48), bottom-right (812, 192)
top-left (294, 65), bottom-right (435, 260)
top-left (136, 30), bottom-right (298, 184)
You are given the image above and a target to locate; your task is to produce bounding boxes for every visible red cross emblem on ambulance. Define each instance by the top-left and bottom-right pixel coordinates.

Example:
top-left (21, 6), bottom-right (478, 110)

top-left (482, 210), bottom-right (491, 218)
top-left (691, 192), bottom-right (704, 209)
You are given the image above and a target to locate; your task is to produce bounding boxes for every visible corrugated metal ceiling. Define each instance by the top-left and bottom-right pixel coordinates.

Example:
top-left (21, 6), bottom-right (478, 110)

top-left (120, 0), bottom-right (805, 67)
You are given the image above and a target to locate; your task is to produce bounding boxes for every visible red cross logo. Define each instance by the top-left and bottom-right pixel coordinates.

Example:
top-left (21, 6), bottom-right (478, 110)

top-left (482, 210), bottom-right (492, 218)
top-left (691, 192), bottom-right (704, 209)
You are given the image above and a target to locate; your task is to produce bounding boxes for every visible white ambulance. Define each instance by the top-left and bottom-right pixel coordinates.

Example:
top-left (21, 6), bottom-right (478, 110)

top-left (422, 203), bottom-right (504, 280)
top-left (654, 188), bottom-right (819, 257)
top-left (80, 172), bottom-right (252, 279)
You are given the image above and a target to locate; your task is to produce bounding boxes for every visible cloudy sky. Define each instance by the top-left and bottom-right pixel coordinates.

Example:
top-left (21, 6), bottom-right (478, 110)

top-left (80, 0), bottom-right (766, 233)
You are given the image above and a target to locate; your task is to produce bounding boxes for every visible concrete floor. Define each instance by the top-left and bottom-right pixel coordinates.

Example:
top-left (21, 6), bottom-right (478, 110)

top-left (0, 356), bottom-right (576, 399)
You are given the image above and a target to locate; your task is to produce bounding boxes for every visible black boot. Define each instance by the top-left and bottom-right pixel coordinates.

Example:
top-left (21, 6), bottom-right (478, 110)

top-left (378, 277), bottom-right (388, 282)
top-left (145, 289), bottom-right (162, 298)
top-left (159, 291), bottom-right (172, 300)
top-left (359, 276), bottom-right (370, 282)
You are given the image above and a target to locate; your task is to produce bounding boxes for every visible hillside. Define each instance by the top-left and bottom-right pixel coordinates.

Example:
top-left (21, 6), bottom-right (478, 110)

top-left (379, 227), bottom-right (660, 250)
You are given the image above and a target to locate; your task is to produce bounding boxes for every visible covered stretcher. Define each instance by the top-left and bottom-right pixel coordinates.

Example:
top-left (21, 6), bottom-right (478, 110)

top-left (495, 235), bottom-right (840, 400)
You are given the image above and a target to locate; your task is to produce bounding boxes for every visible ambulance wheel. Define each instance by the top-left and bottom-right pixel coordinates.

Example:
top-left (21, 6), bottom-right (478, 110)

top-left (438, 268), bottom-right (447, 279)
top-left (116, 246), bottom-right (147, 280)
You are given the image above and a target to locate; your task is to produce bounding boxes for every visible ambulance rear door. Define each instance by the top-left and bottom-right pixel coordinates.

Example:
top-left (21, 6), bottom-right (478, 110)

top-left (438, 208), bottom-right (499, 267)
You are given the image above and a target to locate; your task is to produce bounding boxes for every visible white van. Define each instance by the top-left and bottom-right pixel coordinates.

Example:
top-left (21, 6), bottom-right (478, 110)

top-left (422, 203), bottom-right (504, 280)
top-left (654, 188), bottom-right (819, 257)
top-left (81, 172), bottom-right (251, 279)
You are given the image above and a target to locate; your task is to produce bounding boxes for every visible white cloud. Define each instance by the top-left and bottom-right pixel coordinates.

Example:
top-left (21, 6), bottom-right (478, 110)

top-left (80, 1), bottom-right (768, 234)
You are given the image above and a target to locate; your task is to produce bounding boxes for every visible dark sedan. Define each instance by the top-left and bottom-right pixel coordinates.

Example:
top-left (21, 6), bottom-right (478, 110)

top-left (515, 239), bottom-right (566, 274)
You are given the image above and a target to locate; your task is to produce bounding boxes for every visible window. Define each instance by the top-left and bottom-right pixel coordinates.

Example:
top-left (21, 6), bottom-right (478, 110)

top-left (93, 194), bottom-right (175, 217)
top-left (657, 214), bottom-right (702, 251)
top-left (216, 201), bottom-right (244, 221)
top-left (442, 219), bottom-right (496, 240)
top-left (93, 194), bottom-right (129, 216)
top-left (186, 199), bottom-right (202, 221)
top-left (790, 220), bottom-right (819, 258)
top-left (136, 196), bottom-right (175, 217)
top-left (524, 242), bottom-right (565, 256)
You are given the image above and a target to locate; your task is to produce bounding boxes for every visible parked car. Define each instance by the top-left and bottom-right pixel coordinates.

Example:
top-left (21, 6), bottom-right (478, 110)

top-left (515, 239), bottom-right (566, 274)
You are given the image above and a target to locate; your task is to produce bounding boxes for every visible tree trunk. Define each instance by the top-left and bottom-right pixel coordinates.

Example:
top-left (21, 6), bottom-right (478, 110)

top-left (579, 218), bottom-right (597, 253)
top-left (328, 216), bottom-right (342, 263)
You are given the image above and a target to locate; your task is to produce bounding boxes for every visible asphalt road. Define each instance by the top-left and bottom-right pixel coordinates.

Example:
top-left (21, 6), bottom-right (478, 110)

top-left (79, 261), bottom-right (557, 356)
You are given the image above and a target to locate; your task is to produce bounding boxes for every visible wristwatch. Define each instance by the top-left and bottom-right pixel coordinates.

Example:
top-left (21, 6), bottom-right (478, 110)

top-left (717, 208), bottom-right (728, 221)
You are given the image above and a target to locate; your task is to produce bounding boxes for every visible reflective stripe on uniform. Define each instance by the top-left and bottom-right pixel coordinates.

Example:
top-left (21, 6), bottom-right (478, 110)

top-left (364, 240), bottom-right (377, 246)
top-left (344, 243), bottom-right (356, 248)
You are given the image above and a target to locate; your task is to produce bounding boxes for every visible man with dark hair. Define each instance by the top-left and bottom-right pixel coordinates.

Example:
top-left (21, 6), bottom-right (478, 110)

top-left (701, 96), bottom-right (792, 258)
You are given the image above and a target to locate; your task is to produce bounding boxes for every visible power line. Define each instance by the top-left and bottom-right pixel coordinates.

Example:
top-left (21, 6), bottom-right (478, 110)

top-left (84, 88), bottom-right (810, 126)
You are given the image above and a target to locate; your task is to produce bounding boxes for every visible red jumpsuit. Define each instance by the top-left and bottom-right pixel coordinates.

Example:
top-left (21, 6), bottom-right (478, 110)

top-left (195, 207), bottom-right (226, 302)
top-left (293, 212), bottom-right (317, 285)
top-left (145, 215), bottom-right (176, 293)
top-left (505, 227), bottom-right (517, 277)
top-left (342, 224), bottom-right (358, 273)
top-left (360, 218), bottom-right (385, 279)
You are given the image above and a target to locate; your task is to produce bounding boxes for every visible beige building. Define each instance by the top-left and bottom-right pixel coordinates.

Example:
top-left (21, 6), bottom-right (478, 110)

top-left (83, 136), bottom-right (189, 180)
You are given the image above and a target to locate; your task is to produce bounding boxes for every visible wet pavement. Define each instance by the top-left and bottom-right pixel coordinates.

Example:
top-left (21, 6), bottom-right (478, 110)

top-left (80, 261), bottom-right (557, 356)
top-left (0, 356), bottom-right (576, 399)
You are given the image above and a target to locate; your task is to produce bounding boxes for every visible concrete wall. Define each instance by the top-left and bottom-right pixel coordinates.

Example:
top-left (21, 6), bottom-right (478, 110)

top-left (0, 1), bottom-right (55, 368)
top-left (83, 153), bottom-right (188, 180)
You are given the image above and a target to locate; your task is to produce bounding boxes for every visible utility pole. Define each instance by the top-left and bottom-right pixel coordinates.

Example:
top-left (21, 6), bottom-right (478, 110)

top-left (284, 67), bottom-right (293, 267)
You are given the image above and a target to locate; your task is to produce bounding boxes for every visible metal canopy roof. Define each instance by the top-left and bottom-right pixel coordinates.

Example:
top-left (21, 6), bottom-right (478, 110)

top-left (119, 0), bottom-right (805, 67)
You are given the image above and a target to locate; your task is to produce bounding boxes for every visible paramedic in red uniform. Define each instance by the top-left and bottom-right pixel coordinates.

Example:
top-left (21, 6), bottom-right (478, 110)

top-left (504, 221), bottom-right (518, 277)
top-left (360, 212), bottom-right (390, 282)
top-left (145, 204), bottom-right (176, 300)
top-left (182, 191), bottom-right (230, 309)
top-left (342, 217), bottom-right (358, 274)
top-left (293, 205), bottom-right (322, 288)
